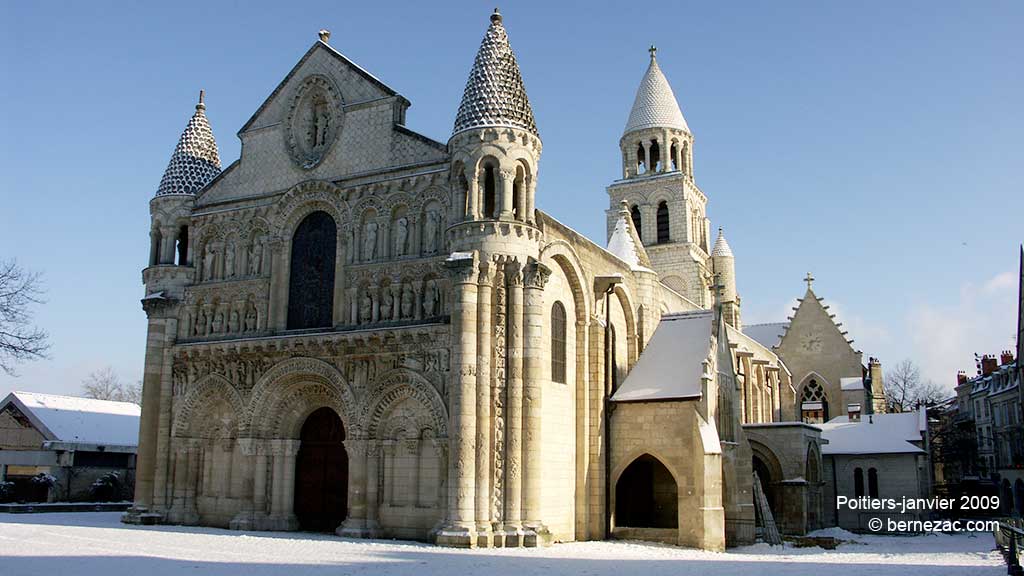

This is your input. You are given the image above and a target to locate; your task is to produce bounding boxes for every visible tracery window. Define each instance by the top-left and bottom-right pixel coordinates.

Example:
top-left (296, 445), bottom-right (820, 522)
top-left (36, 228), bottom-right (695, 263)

top-left (551, 302), bottom-right (567, 384)
top-left (801, 378), bottom-right (828, 424)
top-left (287, 211), bottom-right (337, 330)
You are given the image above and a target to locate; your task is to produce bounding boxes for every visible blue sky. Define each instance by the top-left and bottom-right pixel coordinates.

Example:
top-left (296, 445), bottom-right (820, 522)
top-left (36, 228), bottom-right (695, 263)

top-left (1, 0), bottom-right (1020, 396)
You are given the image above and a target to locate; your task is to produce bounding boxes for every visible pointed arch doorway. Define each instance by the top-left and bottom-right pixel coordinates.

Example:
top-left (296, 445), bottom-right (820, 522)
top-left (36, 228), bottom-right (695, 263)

top-left (294, 407), bottom-right (348, 532)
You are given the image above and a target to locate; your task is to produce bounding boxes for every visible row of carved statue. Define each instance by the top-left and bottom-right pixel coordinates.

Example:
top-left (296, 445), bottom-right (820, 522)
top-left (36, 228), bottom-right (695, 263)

top-left (186, 298), bottom-right (263, 338)
top-left (199, 235), bottom-right (269, 283)
top-left (351, 278), bottom-right (445, 325)
top-left (350, 208), bottom-right (443, 264)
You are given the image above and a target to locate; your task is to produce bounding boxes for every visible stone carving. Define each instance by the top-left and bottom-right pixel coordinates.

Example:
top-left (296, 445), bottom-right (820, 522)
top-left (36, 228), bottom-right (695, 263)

top-left (248, 238), bottom-right (264, 276)
top-left (224, 243), bottom-right (236, 278)
top-left (203, 244), bottom-right (216, 281)
top-left (360, 291), bottom-right (373, 323)
top-left (400, 284), bottom-right (414, 319)
top-left (491, 261), bottom-right (507, 521)
top-left (244, 301), bottom-right (258, 331)
top-left (423, 280), bottom-right (438, 317)
top-left (423, 210), bottom-right (440, 255)
top-left (394, 217), bottom-right (408, 257)
top-left (212, 311), bottom-right (224, 334)
top-left (380, 287), bottom-right (394, 320)
top-left (363, 221), bottom-right (378, 261)
top-left (285, 75), bottom-right (342, 170)
top-left (229, 309), bottom-right (240, 333)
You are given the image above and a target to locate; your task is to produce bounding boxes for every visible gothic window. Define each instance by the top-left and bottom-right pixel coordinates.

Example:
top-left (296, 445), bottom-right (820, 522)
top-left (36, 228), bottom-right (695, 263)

top-left (176, 225), bottom-right (189, 265)
top-left (656, 201), bottom-right (670, 244)
top-left (483, 164), bottom-right (496, 218)
top-left (868, 468), bottom-right (879, 498)
top-left (287, 211), bottom-right (337, 330)
top-left (630, 204), bottom-right (642, 237)
top-left (854, 467), bottom-right (864, 497)
top-left (800, 378), bottom-right (828, 424)
top-left (649, 139), bottom-right (661, 171)
top-left (551, 302), bottom-right (567, 384)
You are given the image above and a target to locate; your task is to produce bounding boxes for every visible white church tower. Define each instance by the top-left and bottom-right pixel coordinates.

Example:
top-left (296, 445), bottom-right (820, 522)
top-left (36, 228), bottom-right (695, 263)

top-left (606, 47), bottom-right (712, 307)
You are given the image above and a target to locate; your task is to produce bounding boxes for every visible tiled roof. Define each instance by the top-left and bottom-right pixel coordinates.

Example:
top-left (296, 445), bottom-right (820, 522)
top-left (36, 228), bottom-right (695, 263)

top-left (452, 10), bottom-right (537, 137)
top-left (156, 92), bottom-right (221, 196)
top-left (623, 51), bottom-right (689, 136)
top-left (711, 228), bottom-right (733, 258)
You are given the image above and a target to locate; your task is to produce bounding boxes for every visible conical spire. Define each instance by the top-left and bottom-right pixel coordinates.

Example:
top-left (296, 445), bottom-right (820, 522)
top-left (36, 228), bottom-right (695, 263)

top-left (452, 9), bottom-right (538, 137)
top-left (156, 90), bottom-right (222, 196)
top-left (623, 47), bottom-right (689, 136)
top-left (607, 201), bottom-right (652, 270)
top-left (711, 227), bottom-right (733, 258)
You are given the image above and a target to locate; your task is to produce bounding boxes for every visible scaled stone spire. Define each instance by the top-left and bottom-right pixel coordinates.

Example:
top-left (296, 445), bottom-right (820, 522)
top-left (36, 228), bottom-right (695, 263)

top-left (623, 47), bottom-right (689, 136)
top-left (452, 9), bottom-right (538, 137)
top-left (156, 91), bottom-right (222, 196)
top-left (711, 228), bottom-right (734, 258)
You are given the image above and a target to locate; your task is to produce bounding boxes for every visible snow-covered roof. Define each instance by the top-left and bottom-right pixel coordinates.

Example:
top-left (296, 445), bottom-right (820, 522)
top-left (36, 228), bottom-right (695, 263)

top-left (606, 202), bottom-right (652, 272)
top-left (743, 322), bottom-right (789, 350)
top-left (623, 50), bottom-right (689, 136)
top-left (611, 310), bottom-right (712, 402)
top-left (0, 391), bottom-right (141, 447)
top-left (840, 377), bottom-right (864, 391)
top-left (818, 410), bottom-right (926, 455)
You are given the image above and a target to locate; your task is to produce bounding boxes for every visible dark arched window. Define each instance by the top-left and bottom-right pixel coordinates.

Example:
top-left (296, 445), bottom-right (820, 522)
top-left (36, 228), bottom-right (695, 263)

top-left (648, 139), bottom-right (661, 171)
top-left (636, 143), bottom-right (645, 173)
top-left (176, 225), bottom-right (189, 265)
top-left (868, 468), bottom-right (879, 498)
top-left (656, 201), bottom-right (670, 244)
top-left (854, 467), bottom-right (864, 497)
top-left (630, 205), bottom-right (642, 237)
top-left (669, 142), bottom-right (678, 171)
top-left (483, 164), bottom-right (496, 218)
top-left (287, 211), bottom-right (337, 330)
top-left (551, 302), bottom-right (567, 384)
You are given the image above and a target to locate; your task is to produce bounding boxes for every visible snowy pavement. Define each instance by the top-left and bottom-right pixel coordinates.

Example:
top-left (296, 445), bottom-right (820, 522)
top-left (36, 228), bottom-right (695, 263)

top-left (0, 512), bottom-right (1005, 575)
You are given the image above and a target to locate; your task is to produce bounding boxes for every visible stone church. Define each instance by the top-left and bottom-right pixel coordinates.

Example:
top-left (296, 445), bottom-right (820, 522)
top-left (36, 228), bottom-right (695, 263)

top-left (126, 9), bottom-right (834, 549)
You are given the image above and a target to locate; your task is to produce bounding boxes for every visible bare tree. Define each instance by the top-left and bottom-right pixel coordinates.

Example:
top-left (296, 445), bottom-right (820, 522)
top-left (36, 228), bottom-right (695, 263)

top-left (0, 259), bottom-right (50, 376)
top-left (885, 358), bottom-right (946, 412)
top-left (81, 367), bottom-right (141, 405)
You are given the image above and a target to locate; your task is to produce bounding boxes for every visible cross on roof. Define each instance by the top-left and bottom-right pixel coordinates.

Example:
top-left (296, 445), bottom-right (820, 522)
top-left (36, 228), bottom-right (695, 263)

top-left (649, 45), bottom-right (657, 59)
top-left (804, 272), bottom-right (815, 290)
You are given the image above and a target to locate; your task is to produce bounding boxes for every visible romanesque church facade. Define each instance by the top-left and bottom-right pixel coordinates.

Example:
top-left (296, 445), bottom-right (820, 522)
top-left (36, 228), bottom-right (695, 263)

top-left (126, 10), bottom-right (832, 550)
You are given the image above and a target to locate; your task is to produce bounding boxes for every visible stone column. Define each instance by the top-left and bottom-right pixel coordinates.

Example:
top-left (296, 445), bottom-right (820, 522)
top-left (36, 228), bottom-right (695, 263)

top-left (499, 169), bottom-right (515, 220)
top-left (504, 261), bottom-right (525, 545)
top-left (467, 168), bottom-right (479, 220)
top-left (436, 252), bottom-right (478, 547)
top-left (268, 239), bottom-right (288, 330)
top-left (253, 450), bottom-right (268, 517)
top-left (281, 441), bottom-right (299, 522)
top-left (366, 442), bottom-right (381, 533)
top-left (475, 261), bottom-right (493, 545)
top-left (522, 261), bottom-right (551, 546)
top-left (339, 438), bottom-right (370, 537)
top-left (184, 443), bottom-right (200, 525)
top-left (167, 444), bottom-right (188, 522)
top-left (525, 177), bottom-right (536, 224)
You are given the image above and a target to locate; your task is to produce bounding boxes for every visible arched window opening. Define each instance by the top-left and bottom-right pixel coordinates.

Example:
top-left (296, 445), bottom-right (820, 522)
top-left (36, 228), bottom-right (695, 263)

top-left (630, 204), bottom-right (642, 237)
top-left (854, 467), bottom-right (864, 497)
top-left (615, 454), bottom-right (678, 528)
top-left (648, 139), bottom-right (661, 172)
top-left (459, 170), bottom-right (470, 218)
top-left (150, 228), bottom-right (162, 266)
top-left (656, 201), bottom-right (670, 244)
top-left (636, 142), bottom-right (646, 174)
top-left (287, 211), bottom-right (337, 330)
top-left (868, 468), bottom-right (879, 498)
top-left (551, 302), bottom-right (567, 384)
top-left (483, 164), bottom-right (496, 218)
top-left (669, 142), bottom-right (678, 171)
top-left (176, 225), bottom-right (189, 266)
top-left (513, 165), bottom-right (525, 221)
top-left (801, 379), bottom-right (828, 423)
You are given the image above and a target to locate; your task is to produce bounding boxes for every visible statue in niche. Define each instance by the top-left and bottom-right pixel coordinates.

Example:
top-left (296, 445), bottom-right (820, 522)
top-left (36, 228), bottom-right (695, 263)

top-left (346, 228), bottom-right (356, 264)
top-left (360, 291), bottom-right (373, 323)
top-left (248, 239), bottom-right (264, 276)
top-left (423, 280), bottom-right (438, 317)
top-left (244, 303), bottom-right (258, 331)
top-left (229, 309), bottom-right (240, 333)
top-left (203, 245), bottom-right (216, 281)
top-left (363, 221), bottom-right (378, 262)
top-left (309, 95), bottom-right (331, 150)
top-left (195, 309), bottom-right (207, 336)
top-left (224, 243), bottom-right (236, 278)
top-left (400, 284), bottom-right (414, 319)
top-left (212, 311), bottom-right (224, 334)
top-left (424, 210), bottom-right (440, 254)
top-left (394, 217), bottom-right (408, 257)
top-left (379, 287), bottom-right (394, 320)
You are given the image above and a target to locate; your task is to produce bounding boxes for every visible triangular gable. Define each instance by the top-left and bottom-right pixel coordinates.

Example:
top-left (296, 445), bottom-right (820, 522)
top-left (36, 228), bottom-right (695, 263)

top-left (0, 392), bottom-right (58, 441)
top-left (778, 289), bottom-right (858, 355)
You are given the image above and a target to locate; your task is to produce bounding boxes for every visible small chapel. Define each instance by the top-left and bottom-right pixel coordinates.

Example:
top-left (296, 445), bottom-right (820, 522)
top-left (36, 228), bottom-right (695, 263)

top-left (125, 9), bottom-right (880, 550)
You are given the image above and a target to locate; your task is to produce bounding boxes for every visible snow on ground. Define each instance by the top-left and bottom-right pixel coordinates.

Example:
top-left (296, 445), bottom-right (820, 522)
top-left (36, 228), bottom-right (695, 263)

top-left (0, 512), bottom-right (1004, 576)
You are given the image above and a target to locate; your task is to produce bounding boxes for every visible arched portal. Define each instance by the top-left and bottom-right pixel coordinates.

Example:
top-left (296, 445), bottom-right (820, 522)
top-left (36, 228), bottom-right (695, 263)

top-left (752, 454), bottom-right (778, 521)
top-left (615, 454), bottom-right (678, 528)
top-left (287, 211), bottom-right (337, 329)
top-left (294, 407), bottom-right (348, 531)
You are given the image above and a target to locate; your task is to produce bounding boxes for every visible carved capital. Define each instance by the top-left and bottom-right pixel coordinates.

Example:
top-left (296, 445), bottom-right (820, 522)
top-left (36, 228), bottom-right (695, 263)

top-left (141, 295), bottom-right (178, 317)
top-left (505, 260), bottom-right (523, 287)
top-left (445, 252), bottom-right (478, 285)
top-left (523, 261), bottom-right (551, 290)
top-left (477, 260), bottom-right (492, 286)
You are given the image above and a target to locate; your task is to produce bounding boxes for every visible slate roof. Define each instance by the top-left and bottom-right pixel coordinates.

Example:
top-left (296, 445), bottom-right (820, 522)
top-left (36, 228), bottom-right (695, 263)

top-left (452, 10), bottom-right (538, 137)
top-left (0, 391), bottom-right (141, 447)
top-left (156, 92), bottom-right (221, 196)
top-left (743, 322), bottom-right (790, 350)
top-left (623, 51), bottom-right (689, 136)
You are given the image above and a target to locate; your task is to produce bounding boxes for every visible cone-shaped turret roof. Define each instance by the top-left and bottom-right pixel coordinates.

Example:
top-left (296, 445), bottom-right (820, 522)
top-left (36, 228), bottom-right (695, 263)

top-left (607, 201), bottom-right (652, 271)
top-left (711, 227), bottom-right (734, 258)
top-left (452, 9), bottom-right (538, 138)
top-left (155, 91), bottom-right (221, 196)
top-left (623, 47), bottom-right (689, 136)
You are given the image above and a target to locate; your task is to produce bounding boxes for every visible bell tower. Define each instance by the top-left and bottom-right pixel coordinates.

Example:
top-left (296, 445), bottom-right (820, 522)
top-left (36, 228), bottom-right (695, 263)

top-left (606, 47), bottom-right (712, 307)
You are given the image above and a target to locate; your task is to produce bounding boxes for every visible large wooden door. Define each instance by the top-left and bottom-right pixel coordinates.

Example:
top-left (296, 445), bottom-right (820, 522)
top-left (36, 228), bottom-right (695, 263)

top-left (294, 407), bottom-right (348, 532)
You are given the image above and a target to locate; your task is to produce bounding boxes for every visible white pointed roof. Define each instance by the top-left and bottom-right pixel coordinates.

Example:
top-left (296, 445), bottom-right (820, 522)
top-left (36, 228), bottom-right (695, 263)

top-left (711, 228), bottom-right (733, 258)
top-left (607, 202), bottom-right (652, 271)
top-left (623, 50), bottom-right (689, 136)
top-left (156, 92), bottom-right (221, 196)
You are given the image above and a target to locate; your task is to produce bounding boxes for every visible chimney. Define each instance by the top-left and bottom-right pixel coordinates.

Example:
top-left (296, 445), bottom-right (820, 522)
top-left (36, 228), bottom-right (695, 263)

top-left (1001, 350), bottom-right (1015, 366)
top-left (981, 354), bottom-right (998, 375)
top-left (957, 370), bottom-right (969, 385)
top-left (869, 358), bottom-right (883, 391)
